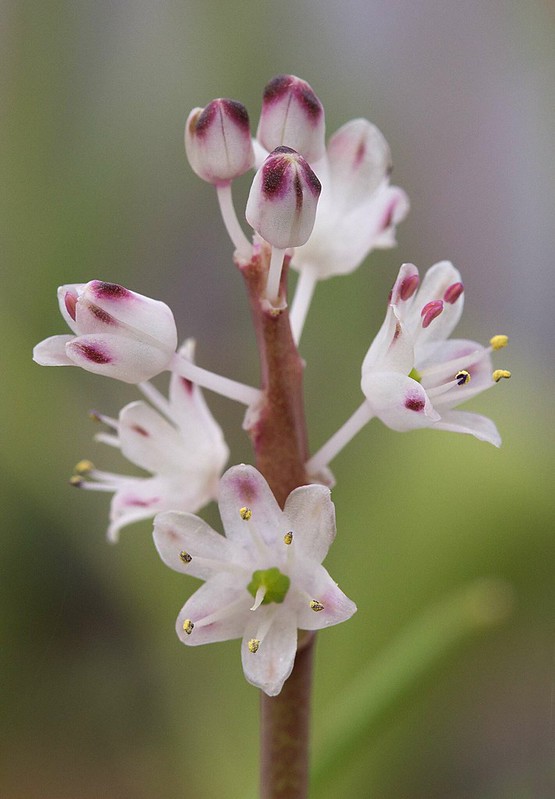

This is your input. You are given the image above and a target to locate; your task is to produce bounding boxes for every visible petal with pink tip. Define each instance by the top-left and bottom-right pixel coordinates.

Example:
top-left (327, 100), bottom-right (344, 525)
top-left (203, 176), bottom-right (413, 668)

top-left (294, 563), bottom-right (357, 631)
top-left (176, 574), bottom-right (252, 646)
top-left (362, 305), bottom-right (414, 375)
top-left (218, 464), bottom-right (286, 548)
top-left (66, 333), bottom-right (173, 383)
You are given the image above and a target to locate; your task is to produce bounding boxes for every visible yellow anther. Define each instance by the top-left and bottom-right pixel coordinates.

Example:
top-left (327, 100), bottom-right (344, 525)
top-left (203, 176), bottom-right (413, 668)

top-left (75, 459), bottom-right (94, 474)
top-left (455, 370), bottom-right (471, 386)
top-left (283, 531), bottom-right (293, 545)
top-left (179, 551), bottom-right (192, 564)
top-left (69, 475), bottom-right (83, 487)
top-left (248, 638), bottom-right (260, 653)
top-left (490, 334), bottom-right (509, 351)
top-left (310, 600), bottom-right (324, 612)
top-left (492, 369), bottom-right (511, 383)
top-left (240, 507), bottom-right (252, 521)
top-left (182, 619), bottom-right (194, 635)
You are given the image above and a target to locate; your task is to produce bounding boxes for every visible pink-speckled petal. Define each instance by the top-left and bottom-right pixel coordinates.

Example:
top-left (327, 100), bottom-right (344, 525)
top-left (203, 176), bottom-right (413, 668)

top-left (153, 510), bottom-right (236, 579)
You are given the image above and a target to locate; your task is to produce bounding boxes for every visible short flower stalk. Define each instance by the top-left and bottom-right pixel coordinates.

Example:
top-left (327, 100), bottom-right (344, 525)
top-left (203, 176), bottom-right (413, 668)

top-left (33, 73), bottom-right (511, 799)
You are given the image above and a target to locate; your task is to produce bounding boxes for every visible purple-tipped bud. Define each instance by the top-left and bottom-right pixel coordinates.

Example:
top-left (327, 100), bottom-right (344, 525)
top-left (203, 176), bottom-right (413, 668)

top-left (185, 98), bottom-right (255, 185)
top-left (245, 146), bottom-right (321, 249)
top-left (257, 75), bottom-right (325, 163)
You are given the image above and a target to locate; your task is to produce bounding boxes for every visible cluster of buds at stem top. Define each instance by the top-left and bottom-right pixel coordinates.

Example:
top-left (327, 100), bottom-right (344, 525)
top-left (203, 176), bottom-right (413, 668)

top-left (246, 146), bottom-right (322, 304)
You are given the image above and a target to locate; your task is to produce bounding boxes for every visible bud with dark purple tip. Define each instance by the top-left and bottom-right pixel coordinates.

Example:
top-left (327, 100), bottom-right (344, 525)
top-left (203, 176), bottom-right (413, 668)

top-left (245, 146), bottom-right (321, 249)
top-left (257, 75), bottom-right (325, 164)
top-left (33, 281), bottom-right (178, 383)
top-left (185, 98), bottom-right (255, 185)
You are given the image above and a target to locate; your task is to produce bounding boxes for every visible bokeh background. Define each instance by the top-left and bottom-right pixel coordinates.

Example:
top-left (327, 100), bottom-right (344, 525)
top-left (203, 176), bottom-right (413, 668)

top-left (3, 1), bottom-right (555, 797)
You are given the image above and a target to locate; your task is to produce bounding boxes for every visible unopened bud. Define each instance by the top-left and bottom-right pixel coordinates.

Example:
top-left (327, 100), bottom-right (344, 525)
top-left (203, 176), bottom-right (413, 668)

top-left (257, 75), bottom-right (325, 163)
top-left (245, 146), bottom-right (321, 249)
top-left (185, 98), bottom-right (254, 185)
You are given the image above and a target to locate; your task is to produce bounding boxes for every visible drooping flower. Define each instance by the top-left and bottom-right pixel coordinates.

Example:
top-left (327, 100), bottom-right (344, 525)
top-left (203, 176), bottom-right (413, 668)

top-left (153, 464), bottom-right (356, 696)
top-left (72, 340), bottom-right (229, 542)
top-left (360, 261), bottom-right (509, 445)
top-left (33, 281), bottom-right (178, 383)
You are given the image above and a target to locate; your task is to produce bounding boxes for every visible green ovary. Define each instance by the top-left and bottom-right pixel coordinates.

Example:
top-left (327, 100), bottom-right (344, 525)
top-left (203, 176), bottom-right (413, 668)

top-left (247, 567), bottom-right (291, 605)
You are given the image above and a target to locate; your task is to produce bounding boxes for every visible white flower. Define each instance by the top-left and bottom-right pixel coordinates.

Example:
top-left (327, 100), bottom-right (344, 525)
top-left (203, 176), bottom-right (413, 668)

top-left (361, 261), bottom-right (509, 445)
top-left (153, 464), bottom-right (356, 696)
top-left (73, 341), bottom-right (229, 542)
top-left (292, 118), bottom-right (409, 280)
top-left (33, 280), bottom-right (178, 383)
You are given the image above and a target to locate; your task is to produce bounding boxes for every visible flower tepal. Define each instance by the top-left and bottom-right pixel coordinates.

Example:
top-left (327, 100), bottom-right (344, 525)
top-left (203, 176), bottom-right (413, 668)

top-left (153, 464), bottom-right (356, 696)
top-left (33, 281), bottom-right (178, 383)
top-left (72, 340), bottom-right (229, 542)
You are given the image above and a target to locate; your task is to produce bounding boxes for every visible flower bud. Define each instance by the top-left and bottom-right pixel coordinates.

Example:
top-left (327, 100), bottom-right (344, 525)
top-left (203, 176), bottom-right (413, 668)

top-left (257, 75), bottom-right (325, 163)
top-left (33, 281), bottom-right (178, 383)
top-left (185, 98), bottom-right (255, 185)
top-left (245, 146), bottom-right (321, 249)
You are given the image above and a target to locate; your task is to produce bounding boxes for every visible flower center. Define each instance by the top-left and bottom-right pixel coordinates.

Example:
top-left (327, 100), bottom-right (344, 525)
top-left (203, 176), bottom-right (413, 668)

top-left (247, 567), bottom-right (291, 607)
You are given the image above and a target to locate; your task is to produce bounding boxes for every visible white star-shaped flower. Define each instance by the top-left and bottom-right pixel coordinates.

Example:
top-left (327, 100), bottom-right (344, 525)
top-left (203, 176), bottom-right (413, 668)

top-left (154, 464), bottom-right (356, 696)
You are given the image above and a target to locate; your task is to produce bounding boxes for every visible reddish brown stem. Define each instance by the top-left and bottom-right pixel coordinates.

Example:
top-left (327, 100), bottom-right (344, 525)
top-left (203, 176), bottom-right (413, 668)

top-left (240, 246), bottom-right (313, 799)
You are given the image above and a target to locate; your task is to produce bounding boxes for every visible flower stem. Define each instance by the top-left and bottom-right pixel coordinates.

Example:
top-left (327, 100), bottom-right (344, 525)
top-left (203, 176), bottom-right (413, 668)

top-left (170, 352), bottom-right (261, 406)
top-left (289, 267), bottom-right (317, 345)
top-left (240, 245), bottom-right (312, 798)
top-left (307, 401), bottom-right (374, 473)
top-left (217, 183), bottom-right (253, 260)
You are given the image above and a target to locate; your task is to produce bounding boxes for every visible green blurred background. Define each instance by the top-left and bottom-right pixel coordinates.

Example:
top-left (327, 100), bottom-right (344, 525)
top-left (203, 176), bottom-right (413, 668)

top-left (3, 1), bottom-right (555, 797)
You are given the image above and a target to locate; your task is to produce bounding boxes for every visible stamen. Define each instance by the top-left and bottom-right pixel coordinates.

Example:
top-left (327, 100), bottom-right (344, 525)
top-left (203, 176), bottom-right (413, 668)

top-left (240, 506), bottom-right (252, 521)
top-left (89, 410), bottom-right (118, 429)
top-left (490, 334), bottom-right (509, 351)
top-left (179, 550), bottom-right (192, 564)
top-left (69, 476), bottom-right (83, 487)
top-left (455, 370), bottom-right (471, 386)
top-left (310, 600), bottom-right (324, 612)
top-left (248, 638), bottom-right (260, 653)
top-left (283, 531), bottom-right (293, 545)
top-left (182, 619), bottom-right (194, 635)
top-left (492, 369), bottom-right (511, 382)
top-left (421, 300), bottom-right (444, 328)
top-left (75, 459), bottom-right (94, 475)
top-left (443, 282), bottom-right (464, 304)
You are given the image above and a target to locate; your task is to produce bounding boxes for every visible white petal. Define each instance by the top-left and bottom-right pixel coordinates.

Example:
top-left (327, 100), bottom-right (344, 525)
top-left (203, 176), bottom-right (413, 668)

top-left (33, 335), bottom-right (75, 366)
top-left (327, 119), bottom-right (391, 209)
top-left (241, 608), bottom-right (298, 696)
top-left (218, 464), bottom-right (286, 548)
top-left (283, 484), bottom-right (336, 564)
top-left (176, 574), bottom-right (252, 646)
top-left (294, 563), bottom-right (357, 631)
top-left (404, 261), bottom-right (464, 345)
top-left (118, 401), bottom-right (185, 474)
top-left (361, 372), bottom-right (440, 431)
top-left (432, 410), bottom-right (501, 446)
top-left (362, 305), bottom-right (414, 375)
top-left (56, 283), bottom-right (86, 333)
top-left (65, 333), bottom-right (173, 383)
top-left (153, 510), bottom-right (236, 579)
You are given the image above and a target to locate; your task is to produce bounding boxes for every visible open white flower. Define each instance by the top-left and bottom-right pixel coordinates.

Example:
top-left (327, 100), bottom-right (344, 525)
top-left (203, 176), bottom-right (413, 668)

top-left (361, 261), bottom-right (507, 445)
top-left (73, 341), bottom-right (229, 542)
top-left (33, 280), bottom-right (178, 383)
top-left (307, 261), bottom-right (510, 475)
top-left (154, 464), bottom-right (356, 696)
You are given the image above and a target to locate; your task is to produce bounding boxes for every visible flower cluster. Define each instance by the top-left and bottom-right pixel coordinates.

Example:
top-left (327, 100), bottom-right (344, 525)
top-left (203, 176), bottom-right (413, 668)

top-left (33, 74), bottom-right (510, 696)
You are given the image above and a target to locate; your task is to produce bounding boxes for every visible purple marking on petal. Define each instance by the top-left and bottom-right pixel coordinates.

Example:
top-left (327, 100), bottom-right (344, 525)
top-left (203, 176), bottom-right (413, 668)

top-left (353, 139), bottom-right (366, 169)
top-left (127, 497), bottom-right (160, 507)
top-left (180, 376), bottom-right (194, 394)
top-left (221, 99), bottom-right (250, 132)
top-left (263, 76), bottom-right (323, 123)
top-left (91, 281), bottom-right (131, 301)
top-left (299, 159), bottom-right (321, 197)
top-left (73, 342), bottom-right (113, 364)
top-left (392, 321), bottom-right (402, 342)
top-left (443, 282), bottom-right (464, 304)
top-left (263, 75), bottom-right (292, 103)
top-left (399, 274), bottom-right (420, 301)
top-left (379, 199), bottom-right (397, 231)
top-left (131, 424), bottom-right (150, 437)
top-left (405, 394), bottom-right (426, 412)
top-left (231, 473), bottom-right (259, 504)
top-left (193, 102), bottom-right (217, 137)
top-left (262, 153), bottom-right (291, 197)
top-left (90, 305), bottom-right (117, 325)
top-left (64, 291), bottom-right (77, 321)
top-left (421, 300), bottom-right (444, 328)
